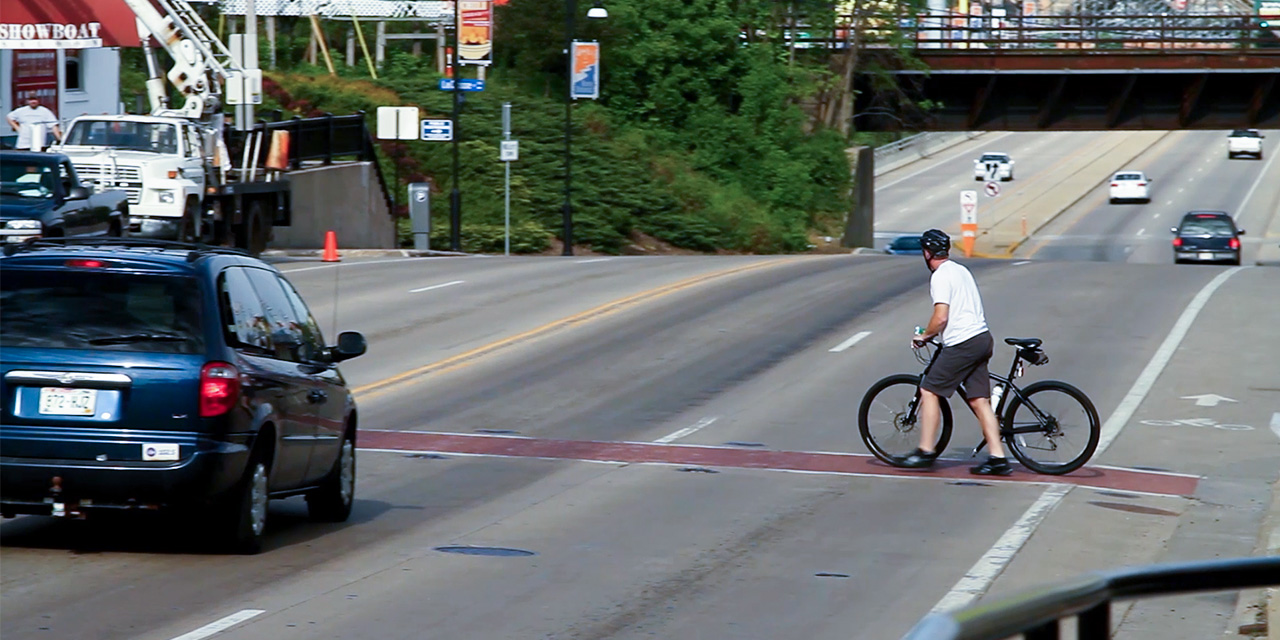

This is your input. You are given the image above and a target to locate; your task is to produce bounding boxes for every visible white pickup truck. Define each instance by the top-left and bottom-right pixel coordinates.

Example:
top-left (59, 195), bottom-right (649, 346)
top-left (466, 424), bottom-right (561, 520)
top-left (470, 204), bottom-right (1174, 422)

top-left (974, 152), bottom-right (1014, 181)
top-left (1227, 129), bottom-right (1264, 159)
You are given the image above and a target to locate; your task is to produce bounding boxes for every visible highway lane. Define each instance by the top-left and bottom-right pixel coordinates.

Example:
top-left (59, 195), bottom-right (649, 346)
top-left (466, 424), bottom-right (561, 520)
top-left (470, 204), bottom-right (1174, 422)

top-left (1019, 129), bottom-right (1280, 264)
top-left (3, 255), bottom-right (1275, 640)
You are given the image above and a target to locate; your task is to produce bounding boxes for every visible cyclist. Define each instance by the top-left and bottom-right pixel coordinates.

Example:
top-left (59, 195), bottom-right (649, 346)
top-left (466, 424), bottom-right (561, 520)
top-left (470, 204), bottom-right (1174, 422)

top-left (901, 229), bottom-right (1011, 476)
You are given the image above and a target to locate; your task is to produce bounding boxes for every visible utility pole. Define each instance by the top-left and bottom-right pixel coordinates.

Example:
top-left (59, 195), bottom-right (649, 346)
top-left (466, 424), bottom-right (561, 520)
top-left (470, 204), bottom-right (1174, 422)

top-left (450, 1), bottom-right (463, 252)
top-left (562, 0), bottom-right (576, 256)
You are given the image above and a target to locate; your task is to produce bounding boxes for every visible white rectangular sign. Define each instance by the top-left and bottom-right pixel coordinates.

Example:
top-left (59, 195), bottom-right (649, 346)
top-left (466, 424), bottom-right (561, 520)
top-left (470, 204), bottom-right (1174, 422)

top-left (960, 190), bottom-right (978, 224)
top-left (500, 140), bottom-right (519, 161)
top-left (377, 106), bottom-right (421, 140)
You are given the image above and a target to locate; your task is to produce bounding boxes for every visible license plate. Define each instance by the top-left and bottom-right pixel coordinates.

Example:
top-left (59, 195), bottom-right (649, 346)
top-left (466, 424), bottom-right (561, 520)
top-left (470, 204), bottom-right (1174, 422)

top-left (38, 387), bottom-right (97, 416)
top-left (1198, 252), bottom-right (1213, 260)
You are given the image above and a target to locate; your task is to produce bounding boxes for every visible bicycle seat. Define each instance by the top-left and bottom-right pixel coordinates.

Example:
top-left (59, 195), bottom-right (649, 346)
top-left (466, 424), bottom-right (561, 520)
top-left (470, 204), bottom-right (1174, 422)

top-left (1004, 337), bottom-right (1042, 349)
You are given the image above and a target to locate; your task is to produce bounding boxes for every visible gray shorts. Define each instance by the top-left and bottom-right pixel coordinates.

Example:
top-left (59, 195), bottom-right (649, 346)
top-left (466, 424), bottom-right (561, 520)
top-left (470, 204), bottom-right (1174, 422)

top-left (922, 331), bottom-right (993, 400)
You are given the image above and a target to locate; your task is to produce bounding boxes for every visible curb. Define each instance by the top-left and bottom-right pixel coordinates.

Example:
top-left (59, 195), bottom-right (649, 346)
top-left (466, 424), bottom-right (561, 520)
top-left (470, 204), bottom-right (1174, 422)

top-left (1229, 478), bottom-right (1280, 638)
top-left (262, 248), bottom-right (471, 258)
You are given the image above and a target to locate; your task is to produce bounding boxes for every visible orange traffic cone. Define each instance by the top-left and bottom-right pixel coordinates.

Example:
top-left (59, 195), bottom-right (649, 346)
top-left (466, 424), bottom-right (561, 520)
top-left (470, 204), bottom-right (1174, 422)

top-left (322, 230), bottom-right (340, 262)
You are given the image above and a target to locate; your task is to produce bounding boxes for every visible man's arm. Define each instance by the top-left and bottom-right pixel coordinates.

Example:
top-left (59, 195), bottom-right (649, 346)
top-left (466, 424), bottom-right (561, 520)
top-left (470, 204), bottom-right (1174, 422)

top-left (916, 302), bottom-right (950, 345)
top-left (51, 122), bottom-right (64, 142)
top-left (6, 113), bottom-right (19, 132)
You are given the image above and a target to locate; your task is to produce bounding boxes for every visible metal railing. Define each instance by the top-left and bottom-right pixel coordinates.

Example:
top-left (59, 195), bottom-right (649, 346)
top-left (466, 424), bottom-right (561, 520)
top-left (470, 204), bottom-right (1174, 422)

top-left (789, 12), bottom-right (1280, 53)
top-left (903, 556), bottom-right (1280, 640)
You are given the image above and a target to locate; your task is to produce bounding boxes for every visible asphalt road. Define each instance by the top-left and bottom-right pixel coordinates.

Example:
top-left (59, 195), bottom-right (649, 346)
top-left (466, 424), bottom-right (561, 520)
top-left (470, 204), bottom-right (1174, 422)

top-left (2, 131), bottom-right (1278, 640)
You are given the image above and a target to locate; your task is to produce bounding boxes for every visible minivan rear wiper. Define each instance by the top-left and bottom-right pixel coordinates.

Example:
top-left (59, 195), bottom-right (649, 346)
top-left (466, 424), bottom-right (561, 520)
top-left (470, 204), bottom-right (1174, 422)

top-left (85, 332), bottom-right (190, 345)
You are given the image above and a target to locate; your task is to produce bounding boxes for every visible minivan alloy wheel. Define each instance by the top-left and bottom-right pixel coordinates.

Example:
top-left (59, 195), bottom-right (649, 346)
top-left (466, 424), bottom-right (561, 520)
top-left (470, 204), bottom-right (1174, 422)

top-left (339, 440), bottom-right (354, 506)
top-left (248, 462), bottom-right (268, 536)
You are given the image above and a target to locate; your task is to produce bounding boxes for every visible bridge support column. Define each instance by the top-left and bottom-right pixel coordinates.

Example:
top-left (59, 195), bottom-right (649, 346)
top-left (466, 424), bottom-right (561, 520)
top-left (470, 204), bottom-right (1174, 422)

top-left (842, 146), bottom-right (875, 250)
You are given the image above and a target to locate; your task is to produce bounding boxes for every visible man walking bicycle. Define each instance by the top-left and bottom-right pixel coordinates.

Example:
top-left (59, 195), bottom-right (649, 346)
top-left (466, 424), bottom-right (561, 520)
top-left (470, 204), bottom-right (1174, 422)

top-left (900, 229), bottom-right (1011, 476)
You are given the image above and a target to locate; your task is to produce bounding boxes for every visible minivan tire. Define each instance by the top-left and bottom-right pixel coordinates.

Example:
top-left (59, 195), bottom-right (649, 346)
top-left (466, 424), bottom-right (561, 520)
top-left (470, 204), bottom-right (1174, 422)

top-left (218, 457), bottom-right (270, 554)
top-left (306, 434), bottom-right (355, 523)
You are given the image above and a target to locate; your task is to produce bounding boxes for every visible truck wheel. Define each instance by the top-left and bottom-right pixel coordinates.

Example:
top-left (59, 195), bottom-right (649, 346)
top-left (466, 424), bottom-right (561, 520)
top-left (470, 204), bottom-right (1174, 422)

top-left (177, 199), bottom-right (200, 242)
top-left (239, 203), bottom-right (271, 256)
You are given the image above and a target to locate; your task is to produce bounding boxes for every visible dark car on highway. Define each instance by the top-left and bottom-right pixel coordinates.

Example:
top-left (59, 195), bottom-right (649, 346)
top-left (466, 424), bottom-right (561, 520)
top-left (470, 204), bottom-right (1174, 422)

top-left (1172, 211), bottom-right (1244, 266)
top-left (884, 235), bottom-right (923, 255)
top-left (0, 238), bottom-right (367, 553)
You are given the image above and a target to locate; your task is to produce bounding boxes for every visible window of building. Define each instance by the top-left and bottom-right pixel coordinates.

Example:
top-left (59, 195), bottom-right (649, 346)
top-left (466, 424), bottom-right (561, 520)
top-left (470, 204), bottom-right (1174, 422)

top-left (64, 50), bottom-right (83, 91)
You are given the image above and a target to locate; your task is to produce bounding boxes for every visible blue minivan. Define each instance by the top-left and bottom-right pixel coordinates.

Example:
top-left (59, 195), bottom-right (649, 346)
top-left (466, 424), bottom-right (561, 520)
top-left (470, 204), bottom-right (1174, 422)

top-left (0, 238), bottom-right (366, 553)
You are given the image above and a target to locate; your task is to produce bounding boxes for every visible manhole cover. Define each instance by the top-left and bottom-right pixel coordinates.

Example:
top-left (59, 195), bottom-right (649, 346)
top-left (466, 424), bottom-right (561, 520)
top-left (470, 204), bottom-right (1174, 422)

top-left (433, 546), bottom-right (536, 557)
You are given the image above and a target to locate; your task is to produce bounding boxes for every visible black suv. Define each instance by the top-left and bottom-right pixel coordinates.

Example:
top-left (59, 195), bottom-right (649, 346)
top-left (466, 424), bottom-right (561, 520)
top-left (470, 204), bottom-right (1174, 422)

top-left (1171, 211), bottom-right (1245, 266)
top-left (0, 239), bottom-right (367, 553)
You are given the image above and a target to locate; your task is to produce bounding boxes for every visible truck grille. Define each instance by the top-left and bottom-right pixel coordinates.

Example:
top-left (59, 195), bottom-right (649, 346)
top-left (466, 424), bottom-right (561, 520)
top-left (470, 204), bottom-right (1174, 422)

top-left (73, 163), bottom-right (143, 204)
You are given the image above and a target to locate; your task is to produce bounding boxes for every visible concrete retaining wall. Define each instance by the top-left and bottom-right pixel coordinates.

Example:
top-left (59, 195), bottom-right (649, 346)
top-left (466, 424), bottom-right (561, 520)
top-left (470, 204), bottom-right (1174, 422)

top-left (270, 161), bottom-right (395, 250)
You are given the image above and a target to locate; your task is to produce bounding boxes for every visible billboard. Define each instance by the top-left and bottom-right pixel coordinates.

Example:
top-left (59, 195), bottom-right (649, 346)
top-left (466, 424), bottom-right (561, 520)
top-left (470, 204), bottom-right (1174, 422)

top-left (570, 41), bottom-right (599, 100)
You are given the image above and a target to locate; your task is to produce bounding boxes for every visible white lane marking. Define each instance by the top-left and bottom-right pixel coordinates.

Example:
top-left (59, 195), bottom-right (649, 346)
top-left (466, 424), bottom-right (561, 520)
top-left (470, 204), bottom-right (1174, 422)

top-left (654, 417), bottom-right (719, 443)
top-left (1178, 187), bottom-right (1185, 193)
top-left (169, 610), bottom-right (266, 640)
top-left (575, 258), bottom-right (613, 264)
top-left (876, 132), bottom-right (1012, 191)
top-left (281, 255), bottom-right (447, 274)
top-left (1137, 228), bottom-right (1146, 236)
top-left (409, 280), bottom-right (465, 293)
top-left (1013, 260), bottom-right (1031, 266)
top-left (1096, 267), bottom-right (1244, 456)
top-left (1154, 213), bottom-right (1162, 218)
top-left (930, 485), bottom-right (1073, 613)
top-left (1271, 412), bottom-right (1280, 442)
top-left (1235, 147), bottom-right (1280, 216)
top-left (829, 331), bottom-right (872, 353)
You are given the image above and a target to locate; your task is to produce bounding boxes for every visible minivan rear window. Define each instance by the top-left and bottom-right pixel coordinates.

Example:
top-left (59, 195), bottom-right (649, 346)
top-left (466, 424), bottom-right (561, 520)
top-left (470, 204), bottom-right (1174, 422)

top-left (0, 269), bottom-right (205, 353)
top-left (1179, 219), bottom-right (1235, 237)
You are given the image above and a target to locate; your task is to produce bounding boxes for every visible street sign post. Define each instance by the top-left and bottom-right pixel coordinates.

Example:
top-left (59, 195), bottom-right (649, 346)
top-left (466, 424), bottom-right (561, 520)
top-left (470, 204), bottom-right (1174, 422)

top-left (984, 181), bottom-right (1000, 197)
top-left (960, 190), bottom-right (978, 257)
top-left (422, 119), bottom-right (454, 141)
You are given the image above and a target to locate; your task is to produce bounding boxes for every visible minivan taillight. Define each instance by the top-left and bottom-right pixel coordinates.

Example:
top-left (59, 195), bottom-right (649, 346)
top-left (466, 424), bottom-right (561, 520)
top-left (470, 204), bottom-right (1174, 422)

top-left (1173, 237), bottom-right (1183, 247)
top-left (200, 362), bottom-right (240, 417)
top-left (1229, 237), bottom-right (1240, 250)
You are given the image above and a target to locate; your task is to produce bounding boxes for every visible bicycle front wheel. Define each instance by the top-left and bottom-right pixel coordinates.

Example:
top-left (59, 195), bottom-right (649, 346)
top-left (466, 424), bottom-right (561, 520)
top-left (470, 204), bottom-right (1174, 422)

top-left (1003, 380), bottom-right (1100, 475)
top-left (859, 374), bottom-right (953, 465)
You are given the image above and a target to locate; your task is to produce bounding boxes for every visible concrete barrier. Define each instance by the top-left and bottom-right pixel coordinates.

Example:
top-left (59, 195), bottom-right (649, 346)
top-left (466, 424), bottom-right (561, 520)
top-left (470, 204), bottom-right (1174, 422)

top-left (270, 161), bottom-right (396, 250)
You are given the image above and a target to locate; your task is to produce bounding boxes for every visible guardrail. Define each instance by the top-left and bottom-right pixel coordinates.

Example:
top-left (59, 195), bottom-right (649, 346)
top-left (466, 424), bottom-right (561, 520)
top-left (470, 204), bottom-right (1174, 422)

top-left (790, 12), bottom-right (1280, 53)
top-left (872, 131), bottom-right (982, 176)
top-left (902, 556), bottom-right (1280, 640)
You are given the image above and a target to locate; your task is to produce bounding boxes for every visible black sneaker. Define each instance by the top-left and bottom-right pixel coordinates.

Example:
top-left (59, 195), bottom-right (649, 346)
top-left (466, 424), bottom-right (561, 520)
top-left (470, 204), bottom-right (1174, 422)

top-left (970, 456), bottom-right (1013, 476)
top-left (898, 448), bottom-right (939, 469)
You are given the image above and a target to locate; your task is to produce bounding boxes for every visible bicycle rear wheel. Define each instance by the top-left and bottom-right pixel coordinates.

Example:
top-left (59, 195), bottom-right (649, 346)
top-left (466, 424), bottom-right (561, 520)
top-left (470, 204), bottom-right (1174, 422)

top-left (859, 374), bottom-right (953, 465)
top-left (1003, 380), bottom-right (1100, 475)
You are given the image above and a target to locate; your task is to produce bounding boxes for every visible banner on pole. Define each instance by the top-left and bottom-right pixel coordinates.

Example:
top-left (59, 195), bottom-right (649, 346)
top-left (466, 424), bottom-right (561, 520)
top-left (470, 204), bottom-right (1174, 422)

top-left (458, 0), bottom-right (493, 66)
top-left (570, 41), bottom-right (600, 100)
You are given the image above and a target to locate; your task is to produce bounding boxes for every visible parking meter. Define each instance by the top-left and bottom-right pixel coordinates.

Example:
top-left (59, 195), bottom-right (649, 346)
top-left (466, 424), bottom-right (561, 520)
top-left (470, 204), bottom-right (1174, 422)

top-left (407, 182), bottom-right (431, 251)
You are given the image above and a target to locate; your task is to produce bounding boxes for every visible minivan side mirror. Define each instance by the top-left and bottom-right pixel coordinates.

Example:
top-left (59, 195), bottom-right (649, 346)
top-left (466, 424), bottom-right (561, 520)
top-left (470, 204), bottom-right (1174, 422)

top-left (1171, 227), bottom-right (1178, 234)
top-left (329, 331), bottom-right (367, 362)
top-left (1238, 229), bottom-right (1246, 235)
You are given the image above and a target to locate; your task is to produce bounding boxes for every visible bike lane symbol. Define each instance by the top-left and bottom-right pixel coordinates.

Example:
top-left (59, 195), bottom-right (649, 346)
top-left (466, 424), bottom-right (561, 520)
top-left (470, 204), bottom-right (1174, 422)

top-left (1140, 418), bottom-right (1253, 431)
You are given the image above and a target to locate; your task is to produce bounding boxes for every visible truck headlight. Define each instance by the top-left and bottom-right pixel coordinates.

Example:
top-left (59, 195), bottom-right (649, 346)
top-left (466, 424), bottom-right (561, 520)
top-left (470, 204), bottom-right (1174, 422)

top-left (158, 191), bottom-right (176, 204)
top-left (5, 220), bottom-right (42, 230)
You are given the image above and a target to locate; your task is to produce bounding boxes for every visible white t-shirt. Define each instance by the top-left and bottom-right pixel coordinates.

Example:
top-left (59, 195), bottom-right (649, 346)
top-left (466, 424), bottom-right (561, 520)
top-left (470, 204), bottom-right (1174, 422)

top-left (930, 259), bottom-right (988, 346)
top-left (7, 105), bottom-right (58, 149)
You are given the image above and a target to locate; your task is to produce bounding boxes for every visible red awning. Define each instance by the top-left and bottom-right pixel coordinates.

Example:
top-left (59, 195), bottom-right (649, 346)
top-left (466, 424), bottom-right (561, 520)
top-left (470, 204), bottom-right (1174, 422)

top-left (1, 0), bottom-right (142, 49)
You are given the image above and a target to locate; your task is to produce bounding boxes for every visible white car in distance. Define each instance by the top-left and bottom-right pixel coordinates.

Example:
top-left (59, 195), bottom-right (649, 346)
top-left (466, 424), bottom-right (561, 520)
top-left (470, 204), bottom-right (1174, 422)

top-left (974, 152), bottom-right (1014, 181)
top-left (1227, 129), bottom-right (1264, 159)
top-left (1109, 171), bottom-right (1152, 204)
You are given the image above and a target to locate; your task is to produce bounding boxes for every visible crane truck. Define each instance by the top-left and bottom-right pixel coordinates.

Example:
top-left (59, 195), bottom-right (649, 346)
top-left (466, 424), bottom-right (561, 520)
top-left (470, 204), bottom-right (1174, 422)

top-left (51, 0), bottom-right (386, 254)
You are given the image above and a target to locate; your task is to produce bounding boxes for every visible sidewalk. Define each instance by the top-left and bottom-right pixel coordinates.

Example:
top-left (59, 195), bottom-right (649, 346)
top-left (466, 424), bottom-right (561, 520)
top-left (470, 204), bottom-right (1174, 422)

top-left (1228, 478), bottom-right (1280, 639)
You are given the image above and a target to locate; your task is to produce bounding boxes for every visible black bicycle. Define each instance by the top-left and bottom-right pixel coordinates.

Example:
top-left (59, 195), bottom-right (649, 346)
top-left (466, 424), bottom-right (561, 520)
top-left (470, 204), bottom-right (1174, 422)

top-left (858, 337), bottom-right (1101, 475)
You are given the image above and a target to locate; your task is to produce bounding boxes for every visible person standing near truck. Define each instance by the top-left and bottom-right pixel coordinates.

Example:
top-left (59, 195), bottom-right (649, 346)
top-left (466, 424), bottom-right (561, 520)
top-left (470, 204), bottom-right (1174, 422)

top-left (7, 97), bottom-right (64, 151)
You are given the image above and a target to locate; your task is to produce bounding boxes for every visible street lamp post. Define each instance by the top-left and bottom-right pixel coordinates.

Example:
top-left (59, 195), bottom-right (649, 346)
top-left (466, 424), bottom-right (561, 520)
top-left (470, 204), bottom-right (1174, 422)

top-left (562, 1), bottom-right (606, 256)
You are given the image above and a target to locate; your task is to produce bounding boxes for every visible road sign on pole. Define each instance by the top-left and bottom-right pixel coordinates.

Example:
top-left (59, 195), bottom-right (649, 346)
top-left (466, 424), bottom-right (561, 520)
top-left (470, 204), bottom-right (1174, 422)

top-left (377, 106), bottom-right (421, 140)
top-left (960, 190), bottom-right (978, 257)
top-left (421, 119), bottom-right (454, 141)
top-left (984, 181), bottom-right (1000, 197)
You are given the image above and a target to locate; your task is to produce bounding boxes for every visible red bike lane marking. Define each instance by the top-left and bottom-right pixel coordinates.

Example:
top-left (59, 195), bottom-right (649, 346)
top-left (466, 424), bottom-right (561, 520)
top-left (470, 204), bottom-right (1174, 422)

top-left (360, 430), bottom-right (1198, 497)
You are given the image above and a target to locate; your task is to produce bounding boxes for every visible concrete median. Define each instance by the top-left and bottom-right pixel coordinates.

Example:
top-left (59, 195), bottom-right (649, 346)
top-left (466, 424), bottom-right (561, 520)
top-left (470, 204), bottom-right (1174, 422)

top-left (971, 131), bottom-right (1171, 258)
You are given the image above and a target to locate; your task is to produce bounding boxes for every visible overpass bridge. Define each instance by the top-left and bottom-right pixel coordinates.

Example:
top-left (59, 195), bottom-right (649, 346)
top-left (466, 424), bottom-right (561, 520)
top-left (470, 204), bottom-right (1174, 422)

top-left (842, 12), bottom-right (1280, 131)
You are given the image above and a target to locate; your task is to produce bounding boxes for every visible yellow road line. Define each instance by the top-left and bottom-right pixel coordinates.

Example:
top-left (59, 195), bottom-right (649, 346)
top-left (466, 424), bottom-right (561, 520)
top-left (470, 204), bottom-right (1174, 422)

top-left (354, 258), bottom-right (798, 400)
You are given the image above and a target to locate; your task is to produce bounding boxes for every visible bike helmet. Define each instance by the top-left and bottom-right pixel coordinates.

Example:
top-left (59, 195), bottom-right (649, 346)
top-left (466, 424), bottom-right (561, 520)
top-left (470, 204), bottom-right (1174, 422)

top-left (920, 229), bottom-right (950, 255)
